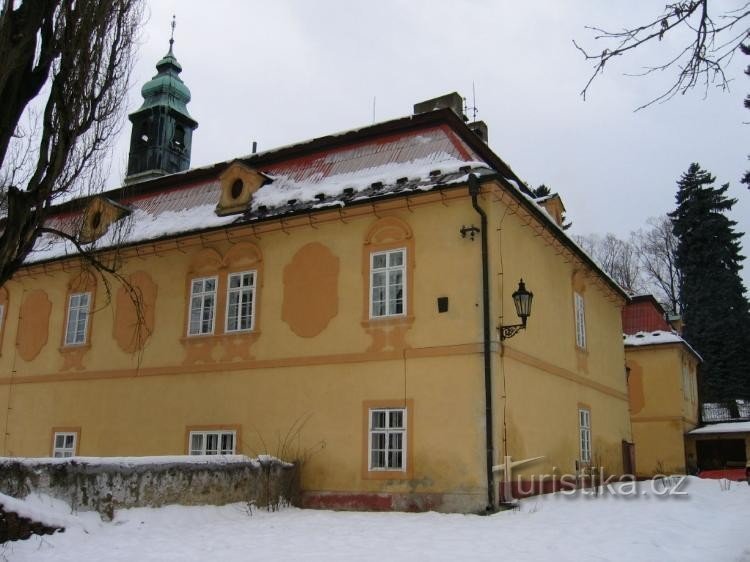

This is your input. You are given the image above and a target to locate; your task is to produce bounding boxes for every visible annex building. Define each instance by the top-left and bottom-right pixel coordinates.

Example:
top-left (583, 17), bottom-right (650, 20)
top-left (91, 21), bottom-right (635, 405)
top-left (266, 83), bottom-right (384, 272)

top-left (0, 41), bottom-right (634, 512)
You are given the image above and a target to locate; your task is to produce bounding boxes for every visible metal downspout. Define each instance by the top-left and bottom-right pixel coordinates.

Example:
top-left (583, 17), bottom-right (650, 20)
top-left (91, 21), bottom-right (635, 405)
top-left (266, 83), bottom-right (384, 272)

top-left (468, 174), bottom-right (495, 511)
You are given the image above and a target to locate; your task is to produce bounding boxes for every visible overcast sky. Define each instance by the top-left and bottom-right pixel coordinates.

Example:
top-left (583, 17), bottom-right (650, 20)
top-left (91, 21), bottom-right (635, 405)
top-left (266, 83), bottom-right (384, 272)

top-left (109, 1), bottom-right (750, 287)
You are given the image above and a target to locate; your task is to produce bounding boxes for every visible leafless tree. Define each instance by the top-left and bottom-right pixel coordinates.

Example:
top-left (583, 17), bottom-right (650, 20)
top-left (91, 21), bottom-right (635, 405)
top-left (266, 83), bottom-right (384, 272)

top-left (575, 232), bottom-right (646, 295)
top-left (0, 0), bottom-right (143, 287)
top-left (634, 216), bottom-right (682, 315)
top-left (574, 1), bottom-right (750, 109)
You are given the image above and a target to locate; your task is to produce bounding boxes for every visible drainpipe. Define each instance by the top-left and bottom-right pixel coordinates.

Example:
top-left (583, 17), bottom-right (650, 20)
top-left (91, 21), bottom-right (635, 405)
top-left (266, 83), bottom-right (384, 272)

top-left (468, 173), bottom-right (495, 511)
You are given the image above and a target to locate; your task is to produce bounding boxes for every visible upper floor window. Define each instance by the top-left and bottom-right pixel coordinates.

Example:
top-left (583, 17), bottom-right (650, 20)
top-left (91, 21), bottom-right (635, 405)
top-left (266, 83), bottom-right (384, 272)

top-left (65, 292), bottom-right (91, 345)
top-left (53, 431), bottom-right (77, 458)
top-left (226, 271), bottom-right (256, 332)
top-left (188, 277), bottom-right (217, 336)
top-left (578, 408), bottom-right (591, 463)
top-left (370, 248), bottom-right (406, 318)
top-left (189, 430), bottom-right (236, 455)
top-left (574, 291), bottom-right (586, 349)
top-left (369, 408), bottom-right (406, 471)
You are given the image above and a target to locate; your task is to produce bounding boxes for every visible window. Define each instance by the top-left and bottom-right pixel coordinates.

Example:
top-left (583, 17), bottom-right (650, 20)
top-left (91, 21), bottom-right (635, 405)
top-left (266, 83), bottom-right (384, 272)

top-left (188, 277), bottom-right (217, 336)
top-left (189, 430), bottom-right (236, 455)
top-left (172, 124), bottom-right (185, 149)
top-left (53, 432), bottom-right (77, 458)
top-left (574, 292), bottom-right (586, 349)
top-left (369, 408), bottom-right (406, 471)
top-left (579, 408), bottom-right (591, 463)
top-left (370, 248), bottom-right (406, 318)
top-left (65, 292), bottom-right (91, 345)
top-left (225, 271), bottom-right (255, 332)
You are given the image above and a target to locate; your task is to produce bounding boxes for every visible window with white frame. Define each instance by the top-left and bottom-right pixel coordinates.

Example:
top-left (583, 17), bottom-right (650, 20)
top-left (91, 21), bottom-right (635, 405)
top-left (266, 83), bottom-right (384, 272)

top-left (369, 408), bottom-right (406, 471)
top-left (65, 292), bottom-right (91, 345)
top-left (370, 249), bottom-right (405, 318)
top-left (579, 408), bottom-right (591, 463)
top-left (225, 271), bottom-right (255, 332)
top-left (189, 430), bottom-right (236, 455)
top-left (574, 292), bottom-right (586, 349)
top-left (52, 432), bottom-right (77, 458)
top-left (188, 277), bottom-right (217, 336)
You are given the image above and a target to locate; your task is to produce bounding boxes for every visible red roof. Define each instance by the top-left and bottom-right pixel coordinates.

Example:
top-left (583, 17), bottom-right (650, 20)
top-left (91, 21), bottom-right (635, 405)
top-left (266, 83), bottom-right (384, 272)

top-left (622, 297), bottom-right (671, 335)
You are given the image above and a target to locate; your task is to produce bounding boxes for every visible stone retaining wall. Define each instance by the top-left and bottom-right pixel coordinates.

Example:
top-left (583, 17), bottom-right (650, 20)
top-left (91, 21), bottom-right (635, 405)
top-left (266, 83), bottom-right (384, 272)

top-left (0, 455), bottom-right (298, 520)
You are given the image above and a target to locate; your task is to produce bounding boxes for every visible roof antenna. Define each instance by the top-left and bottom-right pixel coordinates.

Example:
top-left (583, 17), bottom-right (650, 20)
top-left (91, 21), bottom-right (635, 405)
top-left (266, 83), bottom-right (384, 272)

top-left (470, 81), bottom-right (478, 121)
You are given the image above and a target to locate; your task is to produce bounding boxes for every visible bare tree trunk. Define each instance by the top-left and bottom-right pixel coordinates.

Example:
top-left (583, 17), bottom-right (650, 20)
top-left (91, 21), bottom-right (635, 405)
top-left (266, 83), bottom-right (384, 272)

top-left (0, 0), bottom-right (143, 286)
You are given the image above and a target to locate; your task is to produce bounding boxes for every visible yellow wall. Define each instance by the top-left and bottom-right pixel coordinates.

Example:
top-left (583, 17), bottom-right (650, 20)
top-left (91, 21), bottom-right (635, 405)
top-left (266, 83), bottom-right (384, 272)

top-left (626, 344), bottom-right (699, 476)
top-left (0, 180), bottom-right (632, 510)
top-left (488, 188), bottom-right (631, 477)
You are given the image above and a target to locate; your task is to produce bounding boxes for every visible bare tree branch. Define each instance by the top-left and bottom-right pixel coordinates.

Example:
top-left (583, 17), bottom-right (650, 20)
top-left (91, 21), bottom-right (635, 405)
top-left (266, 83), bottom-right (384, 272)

top-left (575, 1), bottom-right (750, 109)
top-left (0, 0), bottom-right (143, 286)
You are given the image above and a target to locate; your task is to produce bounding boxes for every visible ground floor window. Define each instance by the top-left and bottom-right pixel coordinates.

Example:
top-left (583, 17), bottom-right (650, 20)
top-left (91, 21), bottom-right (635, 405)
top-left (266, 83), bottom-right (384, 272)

top-left (52, 431), bottom-right (77, 458)
top-left (189, 430), bottom-right (236, 455)
top-left (369, 408), bottom-right (406, 471)
top-left (579, 408), bottom-right (591, 463)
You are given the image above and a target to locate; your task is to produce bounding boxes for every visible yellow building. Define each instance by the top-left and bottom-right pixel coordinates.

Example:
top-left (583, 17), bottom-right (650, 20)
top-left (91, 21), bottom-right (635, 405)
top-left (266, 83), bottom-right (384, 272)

top-left (623, 296), bottom-right (701, 476)
top-left (0, 48), bottom-right (633, 514)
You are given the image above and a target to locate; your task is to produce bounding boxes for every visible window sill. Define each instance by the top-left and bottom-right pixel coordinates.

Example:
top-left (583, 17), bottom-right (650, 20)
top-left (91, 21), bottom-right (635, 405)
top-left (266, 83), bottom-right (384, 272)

top-left (361, 315), bottom-right (414, 329)
top-left (363, 468), bottom-right (411, 481)
top-left (180, 331), bottom-right (261, 344)
top-left (59, 343), bottom-right (91, 353)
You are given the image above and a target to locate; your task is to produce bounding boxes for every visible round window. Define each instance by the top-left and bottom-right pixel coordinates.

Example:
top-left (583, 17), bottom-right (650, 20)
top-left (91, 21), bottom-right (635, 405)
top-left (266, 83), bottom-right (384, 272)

top-left (230, 179), bottom-right (244, 199)
top-left (91, 210), bottom-right (102, 230)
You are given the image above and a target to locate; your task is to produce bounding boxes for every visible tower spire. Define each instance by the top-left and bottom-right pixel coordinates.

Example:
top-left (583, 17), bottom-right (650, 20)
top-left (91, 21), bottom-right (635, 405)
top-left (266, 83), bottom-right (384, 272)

top-left (125, 14), bottom-right (198, 183)
top-left (169, 14), bottom-right (176, 54)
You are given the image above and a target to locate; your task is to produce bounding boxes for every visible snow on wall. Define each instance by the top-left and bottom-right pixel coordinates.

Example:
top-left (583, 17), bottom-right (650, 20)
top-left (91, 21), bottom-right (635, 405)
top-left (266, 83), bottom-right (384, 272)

top-left (0, 456), bottom-right (297, 520)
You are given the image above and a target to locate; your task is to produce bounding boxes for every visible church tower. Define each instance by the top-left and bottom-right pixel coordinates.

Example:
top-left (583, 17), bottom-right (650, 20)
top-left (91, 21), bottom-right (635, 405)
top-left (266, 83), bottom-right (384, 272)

top-left (125, 19), bottom-right (198, 183)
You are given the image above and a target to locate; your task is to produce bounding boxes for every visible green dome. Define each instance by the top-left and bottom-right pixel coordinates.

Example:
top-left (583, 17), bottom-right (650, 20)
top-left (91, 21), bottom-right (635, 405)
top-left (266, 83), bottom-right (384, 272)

top-left (137, 43), bottom-right (192, 118)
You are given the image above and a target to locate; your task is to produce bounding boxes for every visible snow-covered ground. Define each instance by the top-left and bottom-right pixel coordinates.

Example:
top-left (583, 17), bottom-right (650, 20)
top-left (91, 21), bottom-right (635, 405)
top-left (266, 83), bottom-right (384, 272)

top-left (3, 477), bottom-right (749, 561)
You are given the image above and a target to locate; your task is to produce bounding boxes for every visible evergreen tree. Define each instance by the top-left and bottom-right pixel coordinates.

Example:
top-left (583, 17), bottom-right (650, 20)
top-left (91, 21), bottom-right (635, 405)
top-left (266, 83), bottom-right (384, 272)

top-left (531, 184), bottom-right (552, 198)
top-left (669, 163), bottom-right (750, 401)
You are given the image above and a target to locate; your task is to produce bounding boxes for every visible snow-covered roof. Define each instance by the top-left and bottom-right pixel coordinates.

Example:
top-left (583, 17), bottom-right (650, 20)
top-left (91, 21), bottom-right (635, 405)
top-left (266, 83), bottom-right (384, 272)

top-left (20, 109), bottom-right (628, 301)
top-left (624, 330), bottom-right (683, 346)
top-left (623, 330), bottom-right (702, 361)
top-left (702, 400), bottom-right (750, 423)
top-left (689, 421), bottom-right (750, 435)
top-left (26, 123), bottom-right (492, 265)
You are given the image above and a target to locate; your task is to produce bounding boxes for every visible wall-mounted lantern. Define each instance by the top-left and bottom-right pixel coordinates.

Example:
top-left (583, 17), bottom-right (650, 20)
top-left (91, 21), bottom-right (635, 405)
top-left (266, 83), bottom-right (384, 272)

top-left (499, 278), bottom-right (533, 340)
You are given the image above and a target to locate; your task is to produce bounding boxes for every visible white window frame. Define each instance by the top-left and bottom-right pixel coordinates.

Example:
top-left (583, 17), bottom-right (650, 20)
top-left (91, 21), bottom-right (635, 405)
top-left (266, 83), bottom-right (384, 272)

top-left (64, 292), bottom-right (91, 346)
top-left (369, 248), bottom-right (406, 319)
top-left (574, 292), bottom-right (586, 349)
top-left (579, 408), bottom-right (591, 464)
top-left (188, 430), bottom-right (237, 455)
top-left (368, 407), bottom-right (407, 471)
top-left (225, 270), bottom-right (256, 333)
top-left (52, 431), bottom-right (77, 458)
top-left (188, 276), bottom-right (218, 336)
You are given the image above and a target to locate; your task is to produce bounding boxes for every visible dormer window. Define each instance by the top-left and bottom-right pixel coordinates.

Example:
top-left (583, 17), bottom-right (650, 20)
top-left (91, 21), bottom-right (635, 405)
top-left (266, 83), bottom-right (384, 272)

top-left (215, 162), bottom-right (269, 216)
top-left (78, 197), bottom-right (132, 244)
